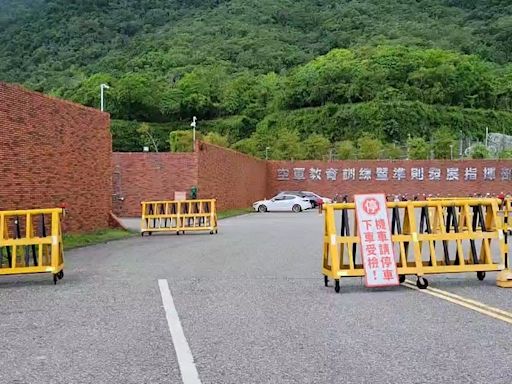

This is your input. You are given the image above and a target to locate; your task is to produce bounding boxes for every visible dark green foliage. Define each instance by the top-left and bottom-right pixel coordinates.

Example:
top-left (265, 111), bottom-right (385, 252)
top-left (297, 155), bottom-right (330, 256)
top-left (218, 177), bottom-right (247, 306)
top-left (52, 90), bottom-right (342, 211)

top-left (357, 134), bottom-right (383, 160)
top-left (335, 140), bottom-right (356, 160)
top-left (407, 137), bottom-right (430, 160)
top-left (470, 143), bottom-right (491, 159)
top-left (231, 138), bottom-right (259, 157)
top-left (280, 47), bottom-right (512, 111)
top-left (254, 101), bottom-right (512, 144)
top-left (203, 132), bottom-right (229, 147)
top-left (499, 149), bottom-right (512, 159)
top-left (432, 127), bottom-right (456, 159)
top-left (169, 130), bottom-right (201, 152)
top-left (199, 115), bottom-right (258, 142)
top-left (111, 120), bottom-right (182, 152)
top-left (303, 134), bottom-right (331, 160)
top-left (2, 1), bottom-right (512, 158)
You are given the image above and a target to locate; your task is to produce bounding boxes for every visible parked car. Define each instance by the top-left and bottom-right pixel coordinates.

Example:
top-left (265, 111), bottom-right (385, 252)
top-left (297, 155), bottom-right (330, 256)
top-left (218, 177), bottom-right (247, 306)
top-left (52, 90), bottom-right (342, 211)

top-left (253, 194), bottom-right (312, 213)
top-left (276, 191), bottom-right (332, 208)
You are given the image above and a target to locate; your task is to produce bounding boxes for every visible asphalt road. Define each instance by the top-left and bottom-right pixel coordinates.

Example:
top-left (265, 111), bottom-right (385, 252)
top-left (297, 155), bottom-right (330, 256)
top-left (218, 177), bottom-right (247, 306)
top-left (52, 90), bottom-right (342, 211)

top-left (1, 211), bottom-right (511, 384)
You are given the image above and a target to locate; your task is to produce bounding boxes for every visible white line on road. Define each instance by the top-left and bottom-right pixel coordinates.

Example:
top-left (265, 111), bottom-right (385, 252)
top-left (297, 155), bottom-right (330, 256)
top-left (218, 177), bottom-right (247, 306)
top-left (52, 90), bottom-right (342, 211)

top-left (158, 279), bottom-right (202, 384)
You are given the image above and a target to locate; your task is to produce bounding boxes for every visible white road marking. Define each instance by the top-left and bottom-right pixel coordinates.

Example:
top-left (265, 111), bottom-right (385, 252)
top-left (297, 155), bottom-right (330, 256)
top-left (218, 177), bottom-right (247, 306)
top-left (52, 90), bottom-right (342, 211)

top-left (158, 279), bottom-right (202, 384)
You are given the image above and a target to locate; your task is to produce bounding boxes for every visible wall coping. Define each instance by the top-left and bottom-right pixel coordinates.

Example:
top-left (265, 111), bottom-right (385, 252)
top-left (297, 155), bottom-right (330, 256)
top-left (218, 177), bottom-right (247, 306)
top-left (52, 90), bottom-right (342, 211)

top-left (0, 82), bottom-right (109, 118)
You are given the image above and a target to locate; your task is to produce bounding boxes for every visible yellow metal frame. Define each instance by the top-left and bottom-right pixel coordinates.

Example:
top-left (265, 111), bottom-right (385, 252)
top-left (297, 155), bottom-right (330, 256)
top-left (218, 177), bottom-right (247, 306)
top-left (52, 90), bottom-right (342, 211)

top-left (141, 199), bottom-right (218, 235)
top-left (322, 199), bottom-right (506, 284)
top-left (0, 208), bottom-right (64, 279)
top-left (500, 198), bottom-right (512, 232)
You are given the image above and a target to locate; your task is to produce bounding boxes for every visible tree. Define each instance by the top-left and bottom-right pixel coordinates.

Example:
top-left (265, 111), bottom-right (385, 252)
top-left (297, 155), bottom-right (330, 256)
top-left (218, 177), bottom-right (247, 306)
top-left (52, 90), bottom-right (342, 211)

top-left (303, 133), bottom-right (331, 160)
top-left (231, 138), bottom-right (259, 157)
top-left (335, 140), bottom-right (356, 160)
top-left (498, 149), bottom-right (512, 159)
top-left (137, 123), bottom-right (159, 152)
top-left (382, 143), bottom-right (403, 159)
top-left (470, 143), bottom-right (491, 159)
top-left (432, 128), bottom-right (456, 159)
top-left (203, 132), bottom-right (229, 147)
top-left (169, 130), bottom-right (202, 152)
top-left (407, 137), bottom-right (429, 159)
top-left (4, 2), bottom-right (512, 154)
top-left (271, 130), bottom-right (303, 160)
top-left (114, 73), bottom-right (163, 121)
top-left (68, 73), bottom-right (113, 109)
top-left (357, 134), bottom-right (382, 160)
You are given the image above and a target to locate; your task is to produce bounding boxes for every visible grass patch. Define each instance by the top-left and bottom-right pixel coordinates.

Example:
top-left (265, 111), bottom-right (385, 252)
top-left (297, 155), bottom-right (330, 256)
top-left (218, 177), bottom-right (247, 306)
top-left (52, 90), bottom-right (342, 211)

top-left (217, 208), bottom-right (253, 220)
top-left (63, 211), bottom-right (249, 250)
top-left (63, 228), bottom-right (134, 250)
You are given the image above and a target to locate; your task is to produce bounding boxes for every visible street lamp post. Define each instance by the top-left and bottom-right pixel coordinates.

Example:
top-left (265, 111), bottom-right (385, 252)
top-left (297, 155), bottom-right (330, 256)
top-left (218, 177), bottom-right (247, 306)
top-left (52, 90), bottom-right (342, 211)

top-left (190, 116), bottom-right (197, 147)
top-left (265, 146), bottom-right (270, 160)
top-left (100, 83), bottom-right (110, 112)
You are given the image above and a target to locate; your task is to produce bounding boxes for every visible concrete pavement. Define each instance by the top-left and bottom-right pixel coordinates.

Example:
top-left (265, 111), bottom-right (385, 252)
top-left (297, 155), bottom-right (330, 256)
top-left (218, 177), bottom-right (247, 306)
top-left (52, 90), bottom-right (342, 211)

top-left (1, 211), bottom-right (511, 383)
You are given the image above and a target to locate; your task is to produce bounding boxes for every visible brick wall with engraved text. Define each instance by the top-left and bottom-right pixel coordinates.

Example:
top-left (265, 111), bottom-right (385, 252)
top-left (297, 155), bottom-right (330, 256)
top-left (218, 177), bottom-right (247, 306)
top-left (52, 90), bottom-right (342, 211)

top-left (267, 160), bottom-right (512, 199)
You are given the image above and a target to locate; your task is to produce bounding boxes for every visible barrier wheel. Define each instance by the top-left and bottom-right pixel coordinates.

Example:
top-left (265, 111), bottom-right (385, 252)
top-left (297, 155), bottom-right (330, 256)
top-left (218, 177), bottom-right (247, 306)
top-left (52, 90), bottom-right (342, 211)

top-left (215, 229), bottom-right (218, 234)
top-left (210, 230), bottom-right (214, 235)
top-left (53, 274), bottom-right (58, 285)
top-left (148, 232), bottom-right (152, 236)
top-left (416, 277), bottom-right (428, 289)
top-left (176, 231), bottom-right (180, 235)
top-left (399, 275), bottom-right (406, 283)
top-left (334, 279), bottom-right (340, 293)
top-left (324, 275), bottom-right (329, 287)
top-left (141, 232), bottom-right (144, 237)
top-left (477, 271), bottom-right (486, 281)
top-left (57, 270), bottom-right (64, 280)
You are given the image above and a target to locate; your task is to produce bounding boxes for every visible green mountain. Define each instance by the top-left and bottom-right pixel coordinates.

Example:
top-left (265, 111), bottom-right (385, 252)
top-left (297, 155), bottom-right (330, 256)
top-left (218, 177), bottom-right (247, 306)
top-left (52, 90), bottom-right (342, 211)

top-left (1, 0), bottom-right (512, 157)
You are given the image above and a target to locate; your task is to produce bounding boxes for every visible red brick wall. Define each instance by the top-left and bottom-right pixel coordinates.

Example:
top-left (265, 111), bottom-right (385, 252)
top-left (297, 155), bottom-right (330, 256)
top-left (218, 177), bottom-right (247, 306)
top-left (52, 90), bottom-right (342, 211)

top-left (111, 149), bottom-right (512, 217)
top-left (267, 160), bottom-right (512, 200)
top-left (0, 83), bottom-right (112, 232)
top-left (197, 143), bottom-right (268, 210)
top-left (112, 152), bottom-right (198, 216)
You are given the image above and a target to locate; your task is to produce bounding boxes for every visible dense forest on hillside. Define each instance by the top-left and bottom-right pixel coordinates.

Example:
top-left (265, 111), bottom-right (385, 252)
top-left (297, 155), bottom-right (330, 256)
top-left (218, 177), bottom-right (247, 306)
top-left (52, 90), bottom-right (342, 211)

top-left (1, 0), bottom-right (512, 158)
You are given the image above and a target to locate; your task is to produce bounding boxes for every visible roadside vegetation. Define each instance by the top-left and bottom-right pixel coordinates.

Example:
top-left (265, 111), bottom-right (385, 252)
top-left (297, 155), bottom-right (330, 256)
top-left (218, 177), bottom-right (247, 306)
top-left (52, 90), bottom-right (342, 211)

top-left (1, 1), bottom-right (512, 159)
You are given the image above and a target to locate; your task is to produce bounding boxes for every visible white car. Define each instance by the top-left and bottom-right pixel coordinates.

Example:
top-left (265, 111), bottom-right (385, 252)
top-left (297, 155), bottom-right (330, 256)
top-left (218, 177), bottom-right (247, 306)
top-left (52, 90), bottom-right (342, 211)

top-left (302, 191), bottom-right (332, 205)
top-left (276, 191), bottom-right (332, 208)
top-left (253, 194), bottom-right (312, 213)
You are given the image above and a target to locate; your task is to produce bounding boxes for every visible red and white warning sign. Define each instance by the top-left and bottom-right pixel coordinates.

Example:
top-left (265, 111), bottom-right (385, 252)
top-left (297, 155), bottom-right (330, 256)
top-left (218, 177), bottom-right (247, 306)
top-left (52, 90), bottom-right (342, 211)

top-left (354, 193), bottom-right (399, 287)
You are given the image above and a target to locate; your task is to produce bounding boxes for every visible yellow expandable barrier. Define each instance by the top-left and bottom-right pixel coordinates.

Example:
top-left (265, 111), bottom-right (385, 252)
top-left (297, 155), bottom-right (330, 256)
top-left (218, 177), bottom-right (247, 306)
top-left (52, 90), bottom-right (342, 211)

top-left (0, 208), bottom-right (64, 284)
top-left (141, 199), bottom-right (218, 236)
top-left (427, 196), bottom-right (479, 200)
top-left (497, 198), bottom-right (512, 287)
top-left (322, 199), bottom-right (507, 293)
top-left (500, 198), bottom-right (512, 231)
